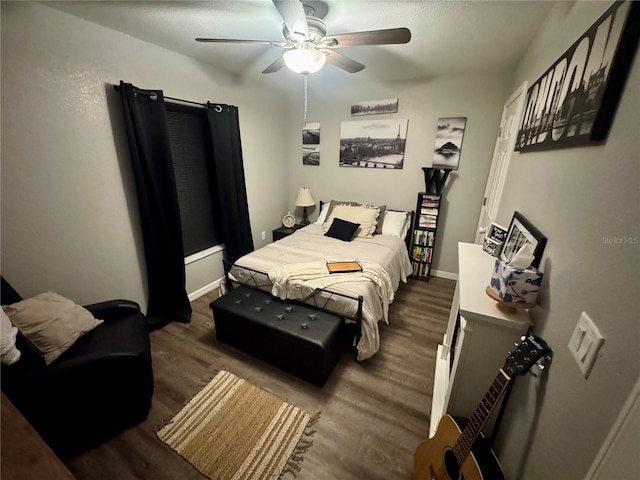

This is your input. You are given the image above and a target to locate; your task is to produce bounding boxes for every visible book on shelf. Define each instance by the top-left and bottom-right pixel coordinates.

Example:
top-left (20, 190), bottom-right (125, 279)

top-left (420, 207), bottom-right (439, 216)
top-left (412, 246), bottom-right (425, 262)
top-left (420, 194), bottom-right (441, 208)
top-left (412, 261), bottom-right (430, 277)
top-left (413, 230), bottom-right (435, 247)
top-left (418, 215), bottom-right (437, 228)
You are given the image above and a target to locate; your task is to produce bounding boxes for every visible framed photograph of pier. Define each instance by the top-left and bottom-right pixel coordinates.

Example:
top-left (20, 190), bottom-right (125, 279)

top-left (339, 119), bottom-right (408, 169)
top-left (515, 0), bottom-right (640, 152)
top-left (302, 122), bottom-right (320, 165)
top-left (432, 117), bottom-right (467, 170)
top-left (351, 98), bottom-right (399, 116)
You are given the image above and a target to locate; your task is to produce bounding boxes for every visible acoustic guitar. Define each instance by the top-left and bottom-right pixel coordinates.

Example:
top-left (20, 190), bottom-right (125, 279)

top-left (413, 334), bottom-right (551, 480)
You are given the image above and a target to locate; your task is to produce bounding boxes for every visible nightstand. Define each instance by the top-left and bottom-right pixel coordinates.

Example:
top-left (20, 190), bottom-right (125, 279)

top-left (272, 224), bottom-right (304, 241)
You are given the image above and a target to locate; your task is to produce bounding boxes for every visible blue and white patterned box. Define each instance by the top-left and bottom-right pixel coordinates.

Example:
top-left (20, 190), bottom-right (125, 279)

top-left (489, 259), bottom-right (543, 305)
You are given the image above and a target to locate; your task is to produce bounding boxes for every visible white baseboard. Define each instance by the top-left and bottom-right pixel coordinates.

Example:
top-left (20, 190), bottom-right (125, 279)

top-left (431, 269), bottom-right (459, 281)
top-left (188, 276), bottom-right (223, 302)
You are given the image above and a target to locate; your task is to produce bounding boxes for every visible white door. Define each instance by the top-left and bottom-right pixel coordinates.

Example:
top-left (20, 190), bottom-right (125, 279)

top-left (475, 82), bottom-right (528, 244)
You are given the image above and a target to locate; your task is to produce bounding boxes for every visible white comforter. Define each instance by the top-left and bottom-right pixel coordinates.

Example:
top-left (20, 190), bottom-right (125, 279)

top-left (231, 224), bottom-right (412, 360)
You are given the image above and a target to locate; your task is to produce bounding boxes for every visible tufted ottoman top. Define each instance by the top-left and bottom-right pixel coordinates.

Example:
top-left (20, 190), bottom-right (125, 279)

top-left (211, 286), bottom-right (342, 348)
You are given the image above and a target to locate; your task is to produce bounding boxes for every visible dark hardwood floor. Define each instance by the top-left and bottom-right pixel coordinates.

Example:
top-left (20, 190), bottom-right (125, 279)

top-left (65, 276), bottom-right (454, 480)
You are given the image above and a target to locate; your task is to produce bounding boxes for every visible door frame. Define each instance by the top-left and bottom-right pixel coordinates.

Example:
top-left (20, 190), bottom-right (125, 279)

top-left (475, 81), bottom-right (528, 243)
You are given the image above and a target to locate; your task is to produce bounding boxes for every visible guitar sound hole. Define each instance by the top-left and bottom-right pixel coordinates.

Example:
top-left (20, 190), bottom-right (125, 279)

top-left (443, 448), bottom-right (461, 480)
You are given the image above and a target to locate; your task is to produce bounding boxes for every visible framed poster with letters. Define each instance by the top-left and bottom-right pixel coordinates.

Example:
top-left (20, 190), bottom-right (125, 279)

top-left (515, 1), bottom-right (640, 152)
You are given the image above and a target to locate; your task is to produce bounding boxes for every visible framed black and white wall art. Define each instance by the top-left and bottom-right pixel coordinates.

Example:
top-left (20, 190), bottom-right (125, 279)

top-left (351, 98), bottom-right (399, 116)
top-left (432, 117), bottom-right (467, 170)
top-left (516, 0), bottom-right (640, 152)
top-left (500, 211), bottom-right (547, 269)
top-left (339, 119), bottom-right (408, 169)
top-left (302, 122), bottom-right (320, 166)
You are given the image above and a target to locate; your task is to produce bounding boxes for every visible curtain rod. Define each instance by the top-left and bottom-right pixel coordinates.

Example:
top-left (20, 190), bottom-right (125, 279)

top-left (113, 84), bottom-right (207, 108)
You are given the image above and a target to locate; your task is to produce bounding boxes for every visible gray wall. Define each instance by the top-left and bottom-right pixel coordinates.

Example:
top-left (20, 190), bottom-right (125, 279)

top-left (284, 73), bottom-right (513, 275)
top-left (492, 2), bottom-right (640, 479)
top-left (1, 2), bottom-right (290, 308)
top-left (4, 2), bottom-right (638, 479)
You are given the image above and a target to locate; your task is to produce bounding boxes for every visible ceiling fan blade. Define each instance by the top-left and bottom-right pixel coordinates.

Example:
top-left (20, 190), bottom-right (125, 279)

top-left (196, 38), bottom-right (285, 47)
top-left (272, 0), bottom-right (309, 39)
top-left (324, 27), bottom-right (411, 48)
top-left (321, 50), bottom-right (365, 74)
top-left (262, 56), bottom-right (286, 74)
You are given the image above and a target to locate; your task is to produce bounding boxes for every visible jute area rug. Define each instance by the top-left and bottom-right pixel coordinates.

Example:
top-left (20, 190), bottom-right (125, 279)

top-left (157, 370), bottom-right (319, 480)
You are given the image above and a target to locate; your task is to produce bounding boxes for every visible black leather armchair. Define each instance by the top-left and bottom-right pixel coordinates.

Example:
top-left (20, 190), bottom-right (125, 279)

top-left (1, 277), bottom-right (154, 457)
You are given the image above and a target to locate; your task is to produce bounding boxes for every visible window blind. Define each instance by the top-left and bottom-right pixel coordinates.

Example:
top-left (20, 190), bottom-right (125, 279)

top-left (165, 104), bottom-right (220, 257)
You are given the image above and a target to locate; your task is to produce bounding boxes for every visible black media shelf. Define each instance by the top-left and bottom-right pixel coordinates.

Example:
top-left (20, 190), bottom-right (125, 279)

top-left (410, 168), bottom-right (450, 281)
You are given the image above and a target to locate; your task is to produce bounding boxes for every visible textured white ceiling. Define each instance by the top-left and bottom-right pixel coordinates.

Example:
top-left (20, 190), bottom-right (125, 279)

top-left (46, 0), bottom-right (556, 89)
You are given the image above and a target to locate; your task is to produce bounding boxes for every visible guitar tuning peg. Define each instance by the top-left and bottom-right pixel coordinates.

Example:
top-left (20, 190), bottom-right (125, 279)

top-left (529, 353), bottom-right (553, 378)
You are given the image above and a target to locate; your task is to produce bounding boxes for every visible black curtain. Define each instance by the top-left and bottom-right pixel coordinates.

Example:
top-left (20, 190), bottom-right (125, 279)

top-left (205, 103), bottom-right (254, 263)
top-left (119, 81), bottom-right (191, 329)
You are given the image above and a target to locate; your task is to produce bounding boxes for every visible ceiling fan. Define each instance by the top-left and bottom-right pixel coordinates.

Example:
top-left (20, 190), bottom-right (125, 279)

top-left (195, 0), bottom-right (411, 74)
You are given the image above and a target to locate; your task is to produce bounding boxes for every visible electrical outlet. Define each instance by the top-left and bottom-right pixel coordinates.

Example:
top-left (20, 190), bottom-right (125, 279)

top-left (568, 311), bottom-right (604, 378)
top-left (261, 231), bottom-right (266, 241)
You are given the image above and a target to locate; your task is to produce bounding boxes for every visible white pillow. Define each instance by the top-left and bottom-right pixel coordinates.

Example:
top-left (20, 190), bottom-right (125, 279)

top-left (3, 292), bottom-right (103, 365)
top-left (1, 308), bottom-right (21, 366)
top-left (324, 204), bottom-right (380, 238)
top-left (381, 210), bottom-right (411, 239)
top-left (315, 202), bottom-right (330, 225)
top-left (317, 200), bottom-right (360, 225)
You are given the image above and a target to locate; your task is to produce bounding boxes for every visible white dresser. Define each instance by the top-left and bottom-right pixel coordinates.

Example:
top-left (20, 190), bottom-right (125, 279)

top-left (430, 242), bottom-right (531, 437)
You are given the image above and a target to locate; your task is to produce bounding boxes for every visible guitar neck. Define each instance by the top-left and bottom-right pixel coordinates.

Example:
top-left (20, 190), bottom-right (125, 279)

top-left (452, 369), bottom-right (511, 463)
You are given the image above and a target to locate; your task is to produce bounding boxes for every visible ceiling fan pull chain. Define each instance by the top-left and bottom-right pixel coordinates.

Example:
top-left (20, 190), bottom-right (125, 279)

top-left (304, 74), bottom-right (308, 123)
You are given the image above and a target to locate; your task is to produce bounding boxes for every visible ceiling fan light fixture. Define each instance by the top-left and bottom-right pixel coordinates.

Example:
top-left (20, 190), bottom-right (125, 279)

top-left (283, 44), bottom-right (326, 74)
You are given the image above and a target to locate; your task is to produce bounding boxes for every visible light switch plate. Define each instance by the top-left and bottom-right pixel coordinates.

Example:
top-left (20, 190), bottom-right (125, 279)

top-left (568, 311), bottom-right (604, 378)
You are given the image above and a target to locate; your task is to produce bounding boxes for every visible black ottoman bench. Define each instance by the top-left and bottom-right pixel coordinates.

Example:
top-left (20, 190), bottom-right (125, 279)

top-left (210, 286), bottom-right (343, 386)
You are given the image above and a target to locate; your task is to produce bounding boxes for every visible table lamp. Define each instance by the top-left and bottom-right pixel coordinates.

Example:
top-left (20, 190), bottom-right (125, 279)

top-left (295, 187), bottom-right (315, 226)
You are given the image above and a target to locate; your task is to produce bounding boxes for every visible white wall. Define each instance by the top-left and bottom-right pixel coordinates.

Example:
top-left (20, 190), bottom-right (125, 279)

top-left (284, 72), bottom-right (512, 275)
top-left (493, 2), bottom-right (640, 479)
top-left (1, 2), bottom-right (290, 309)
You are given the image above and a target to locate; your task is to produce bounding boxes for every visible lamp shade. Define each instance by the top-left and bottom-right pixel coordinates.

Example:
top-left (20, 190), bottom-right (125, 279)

top-left (295, 187), bottom-right (315, 207)
top-left (283, 45), bottom-right (326, 74)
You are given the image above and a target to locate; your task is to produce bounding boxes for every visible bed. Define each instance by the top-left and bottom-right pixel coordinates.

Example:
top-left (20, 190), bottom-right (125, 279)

top-left (224, 201), bottom-right (414, 361)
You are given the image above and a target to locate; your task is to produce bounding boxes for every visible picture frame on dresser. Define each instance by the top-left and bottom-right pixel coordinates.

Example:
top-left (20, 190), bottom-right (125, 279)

top-left (500, 211), bottom-right (547, 268)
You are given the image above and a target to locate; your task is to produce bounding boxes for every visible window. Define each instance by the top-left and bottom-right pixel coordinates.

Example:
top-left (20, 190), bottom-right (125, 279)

top-left (165, 103), bottom-right (221, 257)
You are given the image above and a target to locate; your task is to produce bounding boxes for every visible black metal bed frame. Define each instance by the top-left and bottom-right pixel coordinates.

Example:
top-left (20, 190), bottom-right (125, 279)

top-left (222, 260), bottom-right (365, 359)
top-left (220, 208), bottom-right (415, 360)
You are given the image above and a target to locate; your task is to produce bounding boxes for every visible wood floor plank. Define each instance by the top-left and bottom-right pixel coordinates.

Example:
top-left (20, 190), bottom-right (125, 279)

top-left (64, 276), bottom-right (454, 480)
